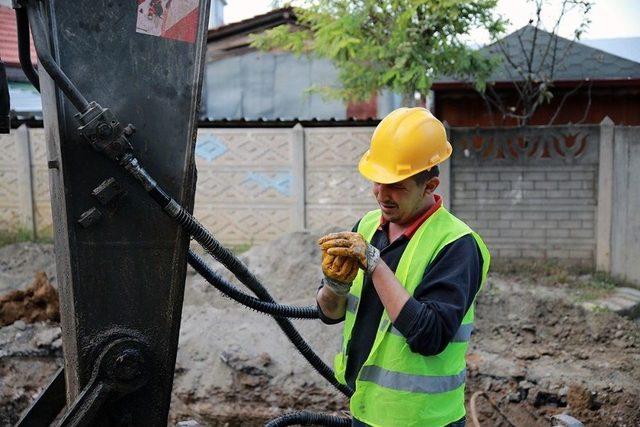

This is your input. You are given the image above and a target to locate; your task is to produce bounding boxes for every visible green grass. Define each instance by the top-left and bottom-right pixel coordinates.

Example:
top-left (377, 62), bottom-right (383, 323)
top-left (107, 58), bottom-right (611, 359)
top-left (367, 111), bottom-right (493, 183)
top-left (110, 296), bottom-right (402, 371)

top-left (0, 229), bottom-right (53, 248)
top-left (229, 242), bottom-right (252, 255)
top-left (572, 271), bottom-right (618, 302)
top-left (491, 259), bottom-right (627, 302)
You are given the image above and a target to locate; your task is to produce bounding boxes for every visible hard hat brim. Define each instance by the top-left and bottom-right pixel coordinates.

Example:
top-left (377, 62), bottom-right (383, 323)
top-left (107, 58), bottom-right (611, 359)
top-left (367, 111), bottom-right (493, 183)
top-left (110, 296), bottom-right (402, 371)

top-left (358, 151), bottom-right (414, 184)
top-left (358, 147), bottom-right (451, 184)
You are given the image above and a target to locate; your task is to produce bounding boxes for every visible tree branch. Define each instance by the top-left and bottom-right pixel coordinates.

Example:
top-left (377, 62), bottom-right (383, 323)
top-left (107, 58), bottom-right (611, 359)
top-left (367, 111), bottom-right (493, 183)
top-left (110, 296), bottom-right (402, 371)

top-left (547, 79), bottom-right (586, 125)
top-left (576, 80), bottom-right (593, 124)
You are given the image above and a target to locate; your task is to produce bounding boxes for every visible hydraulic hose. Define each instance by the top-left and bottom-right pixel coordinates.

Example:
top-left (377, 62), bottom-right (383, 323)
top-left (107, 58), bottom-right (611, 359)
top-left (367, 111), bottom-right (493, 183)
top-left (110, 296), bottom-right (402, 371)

top-left (26, 5), bottom-right (90, 112)
top-left (15, 7), bottom-right (39, 91)
top-left (265, 411), bottom-right (351, 427)
top-left (23, 0), bottom-right (354, 399)
top-left (122, 156), bottom-right (353, 397)
top-left (187, 250), bottom-right (319, 319)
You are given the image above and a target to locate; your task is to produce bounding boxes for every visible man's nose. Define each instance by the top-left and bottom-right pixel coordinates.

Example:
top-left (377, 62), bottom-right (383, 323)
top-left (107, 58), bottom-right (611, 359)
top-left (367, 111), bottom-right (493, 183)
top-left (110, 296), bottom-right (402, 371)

top-left (376, 184), bottom-right (390, 201)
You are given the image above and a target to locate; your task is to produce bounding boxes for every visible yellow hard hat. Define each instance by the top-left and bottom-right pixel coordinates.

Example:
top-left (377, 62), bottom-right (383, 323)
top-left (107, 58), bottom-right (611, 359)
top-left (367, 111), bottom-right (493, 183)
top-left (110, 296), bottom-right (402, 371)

top-left (358, 107), bottom-right (452, 184)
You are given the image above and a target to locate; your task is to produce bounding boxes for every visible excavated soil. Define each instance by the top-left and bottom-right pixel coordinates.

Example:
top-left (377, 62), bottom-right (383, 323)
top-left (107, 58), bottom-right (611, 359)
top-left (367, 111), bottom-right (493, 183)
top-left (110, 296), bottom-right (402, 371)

top-left (0, 235), bottom-right (639, 426)
top-left (0, 271), bottom-right (59, 326)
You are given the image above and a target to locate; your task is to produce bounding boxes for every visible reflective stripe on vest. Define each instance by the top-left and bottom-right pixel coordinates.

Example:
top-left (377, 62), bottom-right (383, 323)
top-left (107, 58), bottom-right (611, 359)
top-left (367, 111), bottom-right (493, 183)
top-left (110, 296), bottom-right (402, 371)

top-left (381, 320), bottom-right (474, 343)
top-left (359, 365), bottom-right (467, 394)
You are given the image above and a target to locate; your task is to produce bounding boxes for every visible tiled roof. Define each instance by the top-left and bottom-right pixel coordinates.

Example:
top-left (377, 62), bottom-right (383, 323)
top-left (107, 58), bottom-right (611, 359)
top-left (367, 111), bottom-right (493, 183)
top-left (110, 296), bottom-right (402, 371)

top-left (581, 37), bottom-right (640, 64)
top-left (0, 6), bottom-right (37, 67)
top-left (207, 7), bottom-right (295, 42)
top-left (435, 25), bottom-right (640, 86)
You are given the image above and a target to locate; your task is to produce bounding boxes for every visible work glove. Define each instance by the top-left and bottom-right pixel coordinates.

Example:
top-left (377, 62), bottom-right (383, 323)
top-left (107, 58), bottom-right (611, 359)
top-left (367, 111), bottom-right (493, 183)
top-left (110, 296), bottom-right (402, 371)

top-left (318, 232), bottom-right (381, 276)
top-left (320, 251), bottom-right (359, 296)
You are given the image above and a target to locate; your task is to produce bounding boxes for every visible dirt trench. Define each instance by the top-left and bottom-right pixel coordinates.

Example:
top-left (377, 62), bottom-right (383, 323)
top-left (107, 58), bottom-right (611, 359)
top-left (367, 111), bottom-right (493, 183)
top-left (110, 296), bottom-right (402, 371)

top-left (0, 236), bottom-right (639, 426)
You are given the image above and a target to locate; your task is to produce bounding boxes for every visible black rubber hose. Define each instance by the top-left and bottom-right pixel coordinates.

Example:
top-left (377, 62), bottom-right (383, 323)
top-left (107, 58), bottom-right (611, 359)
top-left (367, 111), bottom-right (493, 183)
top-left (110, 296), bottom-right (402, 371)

top-left (169, 202), bottom-right (352, 397)
top-left (265, 411), bottom-right (351, 427)
top-left (187, 250), bottom-right (319, 319)
top-left (119, 157), bottom-right (353, 396)
top-left (26, 5), bottom-right (90, 112)
top-left (15, 8), bottom-right (40, 92)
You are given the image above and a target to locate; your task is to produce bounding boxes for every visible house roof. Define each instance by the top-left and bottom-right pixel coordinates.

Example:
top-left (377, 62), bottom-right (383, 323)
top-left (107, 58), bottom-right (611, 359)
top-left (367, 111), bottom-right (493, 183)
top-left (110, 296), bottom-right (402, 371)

top-left (207, 7), bottom-right (295, 42)
top-left (581, 37), bottom-right (640, 64)
top-left (434, 25), bottom-right (640, 88)
top-left (0, 6), bottom-right (37, 69)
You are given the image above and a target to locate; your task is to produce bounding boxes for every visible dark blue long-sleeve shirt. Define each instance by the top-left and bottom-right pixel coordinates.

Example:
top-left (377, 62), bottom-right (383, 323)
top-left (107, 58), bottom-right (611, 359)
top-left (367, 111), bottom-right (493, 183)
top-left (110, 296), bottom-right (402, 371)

top-left (318, 221), bottom-right (483, 391)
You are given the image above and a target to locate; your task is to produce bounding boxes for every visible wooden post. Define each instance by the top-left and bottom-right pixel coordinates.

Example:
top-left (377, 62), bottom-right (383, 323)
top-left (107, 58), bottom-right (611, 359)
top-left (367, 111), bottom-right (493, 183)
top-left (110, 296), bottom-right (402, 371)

top-left (596, 116), bottom-right (614, 272)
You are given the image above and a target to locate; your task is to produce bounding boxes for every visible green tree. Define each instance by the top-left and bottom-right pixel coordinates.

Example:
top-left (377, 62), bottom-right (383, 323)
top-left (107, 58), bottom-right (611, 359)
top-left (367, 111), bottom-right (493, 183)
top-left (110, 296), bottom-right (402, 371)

top-left (251, 0), bottom-right (506, 105)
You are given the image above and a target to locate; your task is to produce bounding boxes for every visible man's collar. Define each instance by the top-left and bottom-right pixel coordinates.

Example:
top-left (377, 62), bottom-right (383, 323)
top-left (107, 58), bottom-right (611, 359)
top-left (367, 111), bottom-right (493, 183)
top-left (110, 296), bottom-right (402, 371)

top-left (379, 195), bottom-right (443, 239)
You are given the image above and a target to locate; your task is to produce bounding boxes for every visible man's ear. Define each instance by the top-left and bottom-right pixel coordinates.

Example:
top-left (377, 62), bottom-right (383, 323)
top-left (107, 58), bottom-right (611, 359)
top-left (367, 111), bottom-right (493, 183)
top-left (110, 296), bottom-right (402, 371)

top-left (424, 177), bottom-right (440, 195)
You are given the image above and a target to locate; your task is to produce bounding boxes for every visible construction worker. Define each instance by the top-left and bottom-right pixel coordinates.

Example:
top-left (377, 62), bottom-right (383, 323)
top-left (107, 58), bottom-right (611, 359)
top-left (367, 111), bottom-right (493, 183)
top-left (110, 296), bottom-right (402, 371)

top-left (316, 107), bottom-right (490, 427)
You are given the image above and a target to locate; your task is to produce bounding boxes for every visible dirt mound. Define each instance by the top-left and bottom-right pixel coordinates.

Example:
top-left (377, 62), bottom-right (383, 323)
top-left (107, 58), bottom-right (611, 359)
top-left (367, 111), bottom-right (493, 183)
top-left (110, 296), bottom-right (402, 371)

top-left (183, 231), bottom-right (325, 308)
top-left (464, 275), bottom-right (640, 426)
top-left (0, 271), bottom-right (60, 326)
top-left (0, 242), bottom-right (56, 294)
top-left (0, 235), bottom-right (639, 426)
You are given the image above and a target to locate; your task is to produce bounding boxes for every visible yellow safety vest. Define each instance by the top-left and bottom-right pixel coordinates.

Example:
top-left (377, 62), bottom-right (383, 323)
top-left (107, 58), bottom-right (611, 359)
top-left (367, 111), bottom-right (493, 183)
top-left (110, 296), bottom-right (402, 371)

top-left (334, 207), bottom-right (490, 427)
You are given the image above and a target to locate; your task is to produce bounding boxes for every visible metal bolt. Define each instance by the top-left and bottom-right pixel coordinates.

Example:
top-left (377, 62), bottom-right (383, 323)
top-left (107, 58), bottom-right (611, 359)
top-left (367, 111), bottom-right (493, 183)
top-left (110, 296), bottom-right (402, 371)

top-left (92, 177), bottom-right (125, 206)
top-left (123, 124), bottom-right (136, 136)
top-left (113, 349), bottom-right (143, 382)
top-left (77, 207), bottom-right (102, 228)
top-left (97, 122), bottom-right (113, 138)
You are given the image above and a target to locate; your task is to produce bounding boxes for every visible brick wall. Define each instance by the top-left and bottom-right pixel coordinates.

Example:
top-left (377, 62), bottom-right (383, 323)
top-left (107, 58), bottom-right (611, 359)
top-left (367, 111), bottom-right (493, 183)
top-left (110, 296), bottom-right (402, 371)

top-left (450, 125), bottom-right (599, 263)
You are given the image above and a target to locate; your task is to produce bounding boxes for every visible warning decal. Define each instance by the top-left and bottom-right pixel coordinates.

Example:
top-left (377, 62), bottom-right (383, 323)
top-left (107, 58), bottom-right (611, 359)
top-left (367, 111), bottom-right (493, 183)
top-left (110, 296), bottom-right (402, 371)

top-left (136, 0), bottom-right (200, 43)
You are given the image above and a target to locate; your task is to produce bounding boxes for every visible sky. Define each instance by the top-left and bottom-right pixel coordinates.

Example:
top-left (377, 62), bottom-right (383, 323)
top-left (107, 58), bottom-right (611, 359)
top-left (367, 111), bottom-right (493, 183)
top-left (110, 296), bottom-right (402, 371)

top-left (222, 0), bottom-right (640, 43)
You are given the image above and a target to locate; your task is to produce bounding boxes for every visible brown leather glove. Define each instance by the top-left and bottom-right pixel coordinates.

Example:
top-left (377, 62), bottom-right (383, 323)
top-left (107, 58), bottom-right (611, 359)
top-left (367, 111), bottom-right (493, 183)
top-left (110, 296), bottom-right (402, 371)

top-left (322, 251), bottom-right (359, 283)
top-left (319, 246), bottom-right (359, 297)
top-left (318, 231), bottom-right (381, 275)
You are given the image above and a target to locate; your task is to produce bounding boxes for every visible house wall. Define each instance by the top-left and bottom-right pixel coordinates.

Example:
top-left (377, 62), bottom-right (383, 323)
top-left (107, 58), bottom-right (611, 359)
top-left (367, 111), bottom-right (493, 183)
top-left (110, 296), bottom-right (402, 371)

top-left (1, 122), bottom-right (638, 282)
top-left (435, 86), bottom-right (640, 126)
top-left (205, 51), bottom-right (346, 120)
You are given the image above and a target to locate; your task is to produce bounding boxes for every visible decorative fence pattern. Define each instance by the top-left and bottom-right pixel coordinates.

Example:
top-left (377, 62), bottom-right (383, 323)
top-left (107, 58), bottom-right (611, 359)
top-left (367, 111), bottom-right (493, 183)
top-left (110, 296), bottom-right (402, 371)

top-left (1, 120), bottom-right (638, 283)
top-left (450, 125), bottom-right (600, 262)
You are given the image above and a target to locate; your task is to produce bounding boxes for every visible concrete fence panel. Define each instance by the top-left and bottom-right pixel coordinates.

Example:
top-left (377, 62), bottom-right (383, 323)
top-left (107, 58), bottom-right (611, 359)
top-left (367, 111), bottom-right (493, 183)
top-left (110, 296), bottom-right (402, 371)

top-left (304, 127), bottom-right (377, 232)
top-left (0, 131), bottom-right (21, 232)
top-left (1, 122), bottom-right (639, 284)
top-left (193, 128), bottom-right (297, 245)
top-left (610, 126), bottom-right (640, 284)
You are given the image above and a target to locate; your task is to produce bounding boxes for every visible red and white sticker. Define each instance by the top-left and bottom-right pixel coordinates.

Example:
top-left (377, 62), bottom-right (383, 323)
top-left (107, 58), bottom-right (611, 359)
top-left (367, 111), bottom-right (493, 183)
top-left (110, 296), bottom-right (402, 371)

top-left (136, 0), bottom-right (200, 43)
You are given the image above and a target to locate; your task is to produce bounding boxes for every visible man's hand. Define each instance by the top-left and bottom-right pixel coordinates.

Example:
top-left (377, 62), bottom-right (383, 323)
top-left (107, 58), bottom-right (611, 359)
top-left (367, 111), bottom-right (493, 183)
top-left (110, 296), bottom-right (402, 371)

top-left (322, 252), bottom-right (359, 283)
top-left (318, 232), bottom-right (381, 275)
top-left (319, 250), bottom-right (358, 296)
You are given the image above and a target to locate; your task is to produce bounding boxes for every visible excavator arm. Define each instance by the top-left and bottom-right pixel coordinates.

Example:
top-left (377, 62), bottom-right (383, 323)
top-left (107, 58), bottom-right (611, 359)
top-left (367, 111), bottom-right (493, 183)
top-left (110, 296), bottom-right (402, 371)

top-left (10, 1), bottom-right (351, 425)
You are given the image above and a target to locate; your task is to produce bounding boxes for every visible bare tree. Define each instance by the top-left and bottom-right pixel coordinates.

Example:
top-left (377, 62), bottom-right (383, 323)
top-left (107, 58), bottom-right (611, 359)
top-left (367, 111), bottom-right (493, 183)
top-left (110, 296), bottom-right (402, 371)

top-left (480, 0), bottom-right (593, 126)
